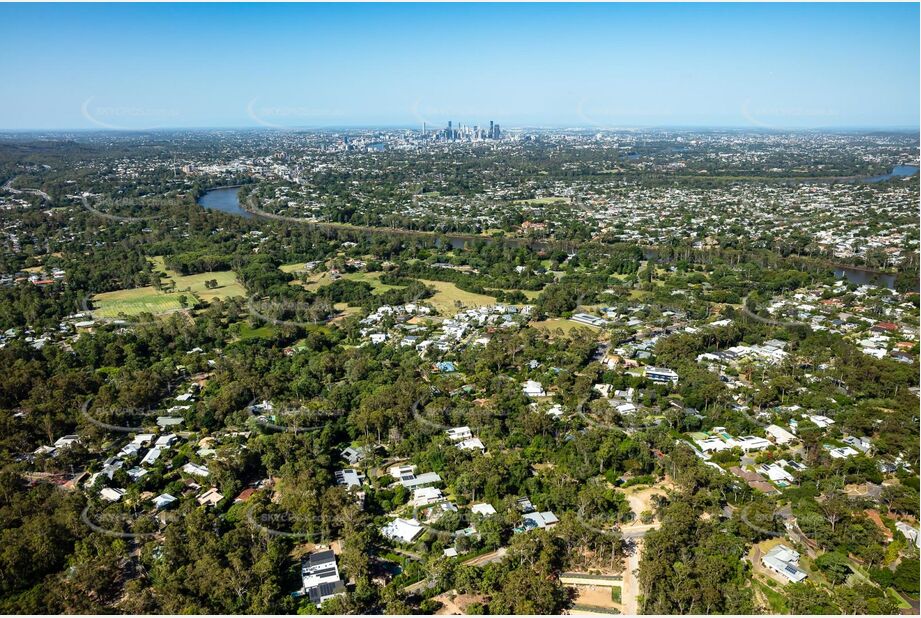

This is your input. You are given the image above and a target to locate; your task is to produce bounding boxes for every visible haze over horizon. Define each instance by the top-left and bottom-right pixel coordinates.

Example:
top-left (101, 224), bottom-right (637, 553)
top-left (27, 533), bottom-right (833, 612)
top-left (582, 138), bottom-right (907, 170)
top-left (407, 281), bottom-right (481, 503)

top-left (1, 2), bottom-right (918, 131)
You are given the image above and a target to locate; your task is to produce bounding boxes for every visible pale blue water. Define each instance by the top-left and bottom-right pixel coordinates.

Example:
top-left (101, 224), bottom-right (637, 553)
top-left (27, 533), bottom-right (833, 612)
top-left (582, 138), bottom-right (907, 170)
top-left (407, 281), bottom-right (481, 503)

top-left (197, 186), bottom-right (252, 218)
top-left (865, 165), bottom-right (919, 183)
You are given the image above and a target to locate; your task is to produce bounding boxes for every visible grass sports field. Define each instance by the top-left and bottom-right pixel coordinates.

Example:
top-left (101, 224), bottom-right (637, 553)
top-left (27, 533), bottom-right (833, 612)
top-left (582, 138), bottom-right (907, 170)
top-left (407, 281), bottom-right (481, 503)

top-left (92, 287), bottom-right (188, 318)
top-left (91, 256), bottom-right (246, 318)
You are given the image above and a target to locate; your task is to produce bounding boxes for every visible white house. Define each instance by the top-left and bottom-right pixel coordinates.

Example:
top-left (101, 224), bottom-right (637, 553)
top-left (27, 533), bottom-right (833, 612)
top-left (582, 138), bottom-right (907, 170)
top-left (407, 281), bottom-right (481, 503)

top-left (54, 435), bottom-right (80, 449)
top-left (381, 518), bottom-right (424, 544)
top-left (644, 366), bottom-right (679, 384)
top-left (153, 493), bottom-right (177, 510)
top-left (827, 445), bottom-right (859, 459)
top-left (807, 414), bottom-right (835, 429)
top-left (131, 433), bottom-right (156, 446)
top-left (155, 433), bottom-right (178, 448)
top-left (519, 511), bottom-right (559, 532)
top-left (696, 437), bottom-right (732, 453)
top-left (302, 549), bottom-right (346, 606)
top-left (735, 436), bottom-right (773, 452)
top-left (412, 486), bottom-right (444, 507)
top-left (895, 522), bottom-right (921, 548)
top-left (457, 437), bottom-right (485, 452)
top-left (341, 446), bottom-right (369, 466)
top-left (446, 426), bottom-right (473, 441)
top-left (182, 462), bottom-right (210, 477)
top-left (471, 503), bottom-right (497, 516)
top-left (100, 487), bottom-right (125, 502)
top-left (761, 544), bottom-right (807, 583)
top-left (758, 463), bottom-right (794, 484)
top-left (765, 424), bottom-right (796, 445)
top-left (335, 468), bottom-right (365, 490)
top-left (522, 380), bottom-right (546, 397)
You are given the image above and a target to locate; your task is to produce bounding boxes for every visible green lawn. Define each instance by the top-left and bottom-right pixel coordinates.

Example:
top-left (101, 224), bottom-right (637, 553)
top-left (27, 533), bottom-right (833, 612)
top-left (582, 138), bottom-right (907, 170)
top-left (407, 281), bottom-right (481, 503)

top-left (754, 579), bottom-right (788, 613)
top-left (416, 279), bottom-right (497, 315)
top-left (170, 270), bottom-right (246, 302)
top-left (92, 257), bottom-right (245, 318)
top-left (237, 323), bottom-right (277, 340)
top-left (279, 262), bottom-right (311, 274)
top-left (92, 287), bottom-right (187, 318)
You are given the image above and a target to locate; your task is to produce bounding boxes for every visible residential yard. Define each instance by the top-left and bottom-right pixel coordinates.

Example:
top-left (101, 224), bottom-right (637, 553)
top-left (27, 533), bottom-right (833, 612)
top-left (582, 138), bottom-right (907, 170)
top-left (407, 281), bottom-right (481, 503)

top-left (622, 479), bottom-right (675, 523)
top-left (753, 577), bottom-right (789, 613)
top-left (571, 585), bottom-right (622, 611)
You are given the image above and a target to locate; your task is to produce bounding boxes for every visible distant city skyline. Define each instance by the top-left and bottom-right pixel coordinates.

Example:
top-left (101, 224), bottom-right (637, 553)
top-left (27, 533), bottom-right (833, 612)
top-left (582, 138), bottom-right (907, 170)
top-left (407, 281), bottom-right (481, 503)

top-left (0, 3), bottom-right (918, 130)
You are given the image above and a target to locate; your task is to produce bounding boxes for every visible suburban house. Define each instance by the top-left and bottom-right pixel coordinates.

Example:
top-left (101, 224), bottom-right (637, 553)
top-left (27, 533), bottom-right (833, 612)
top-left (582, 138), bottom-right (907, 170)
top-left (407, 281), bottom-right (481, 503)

top-left (182, 462), bottom-right (210, 477)
top-left (522, 380), bottom-right (546, 397)
top-left (100, 487), bottom-right (125, 502)
top-left (301, 549), bottom-right (347, 606)
top-left (895, 521), bottom-right (921, 548)
top-left (388, 464), bottom-right (442, 489)
top-left (761, 544), bottom-right (807, 583)
top-left (765, 424), bottom-right (797, 445)
top-left (757, 462), bottom-right (794, 484)
top-left (644, 366), bottom-right (679, 384)
top-left (153, 493), bottom-right (177, 510)
top-left (412, 486), bottom-right (445, 507)
top-left (446, 426), bottom-right (473, 441)
top-left (516, 510), bottom-right (559, 533)
top-left (457, 437), bottom-right (486, 452)
top-left (335, 468), bottom-right (365, 490)
top-left (570, 312), bottom-right (606, 327)
top-left (341, 446), bottom-right (369, 466)
top-left (471, 503), bottom-right (497, 516)
top-left (197, 487), bottom-right (224, 507)
top-left (381, 517), bottom-right (424, 544)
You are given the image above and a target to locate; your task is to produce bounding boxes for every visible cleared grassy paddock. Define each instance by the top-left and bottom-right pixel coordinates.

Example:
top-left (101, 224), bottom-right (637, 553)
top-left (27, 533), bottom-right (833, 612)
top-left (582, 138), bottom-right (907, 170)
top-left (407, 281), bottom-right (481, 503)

top-left (529, 318), bottom-right (595, 335)
top-left (416, 279), bottom-right (497, 314)
top-left (92, 287), bottom-right (187, 318)
top-left (92, 257), bottom-right (245, 318)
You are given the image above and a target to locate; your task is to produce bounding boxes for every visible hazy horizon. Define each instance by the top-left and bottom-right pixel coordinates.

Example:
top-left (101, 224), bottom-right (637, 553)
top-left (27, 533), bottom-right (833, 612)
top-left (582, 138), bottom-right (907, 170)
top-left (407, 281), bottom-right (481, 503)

top-left (1, 3), bottom-right (918, 131)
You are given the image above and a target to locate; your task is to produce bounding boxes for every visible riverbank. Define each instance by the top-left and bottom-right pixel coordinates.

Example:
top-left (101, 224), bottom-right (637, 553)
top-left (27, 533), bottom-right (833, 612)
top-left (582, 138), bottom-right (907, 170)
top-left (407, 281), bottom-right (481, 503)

top-left (197, 187), bottom-right (901, 290)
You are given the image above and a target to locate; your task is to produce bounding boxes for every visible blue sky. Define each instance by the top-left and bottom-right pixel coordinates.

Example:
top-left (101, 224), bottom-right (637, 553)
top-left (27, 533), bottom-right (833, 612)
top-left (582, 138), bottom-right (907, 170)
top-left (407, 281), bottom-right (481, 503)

top-left (0, 3), bottom-right (918, 130)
